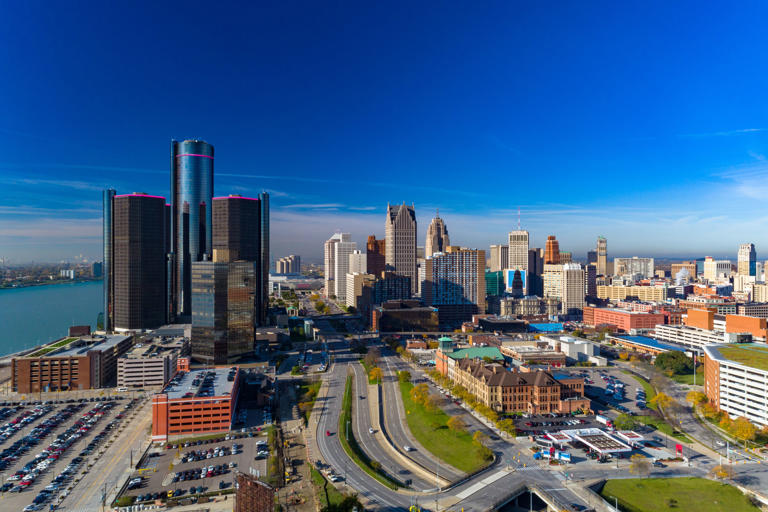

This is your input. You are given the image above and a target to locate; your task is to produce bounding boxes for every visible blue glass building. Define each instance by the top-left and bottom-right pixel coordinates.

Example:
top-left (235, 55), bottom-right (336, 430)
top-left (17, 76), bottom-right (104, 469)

top-left (170, 139), bottom-right (214, 319)
top-left (103, 188), bottom-right (116, 331)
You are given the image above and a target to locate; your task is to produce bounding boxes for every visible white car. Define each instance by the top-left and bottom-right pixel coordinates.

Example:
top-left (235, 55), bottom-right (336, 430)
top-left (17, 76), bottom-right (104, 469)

top-left (368, 427), bottom-right (375, 434)
top-left (403, 445), bottom-right (413, 452)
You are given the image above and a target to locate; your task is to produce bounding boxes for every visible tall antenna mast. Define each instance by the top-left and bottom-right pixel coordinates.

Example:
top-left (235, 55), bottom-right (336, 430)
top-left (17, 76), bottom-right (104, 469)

top-left (517, 206), bottom-right (521, 231)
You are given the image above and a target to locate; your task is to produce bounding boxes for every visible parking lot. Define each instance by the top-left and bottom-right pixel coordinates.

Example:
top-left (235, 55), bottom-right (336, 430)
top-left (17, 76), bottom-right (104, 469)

top-left (0, 396), bottom-right (137, 511)
top-left (580, 368), bottom-right (647, 416)
top-left (117, 429), bottom-right (271, 507)
top-left (513, 414), bottom-right (604, 437)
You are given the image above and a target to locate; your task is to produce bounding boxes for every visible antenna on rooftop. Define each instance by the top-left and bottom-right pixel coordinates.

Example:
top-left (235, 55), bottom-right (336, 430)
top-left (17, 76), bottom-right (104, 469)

top-left (517, 206), bottom-right (521, 231)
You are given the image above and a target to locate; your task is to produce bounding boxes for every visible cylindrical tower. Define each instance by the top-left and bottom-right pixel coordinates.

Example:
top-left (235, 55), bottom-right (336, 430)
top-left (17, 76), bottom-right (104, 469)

top-left (103, 188), bottom-right (116, 332)
top-left (171, 139), bottom-right (214, 318)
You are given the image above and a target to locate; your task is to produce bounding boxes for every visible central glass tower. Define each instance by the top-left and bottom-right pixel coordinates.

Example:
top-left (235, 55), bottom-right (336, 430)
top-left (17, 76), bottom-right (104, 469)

top-left (170, 139), bottom-right (214, 319)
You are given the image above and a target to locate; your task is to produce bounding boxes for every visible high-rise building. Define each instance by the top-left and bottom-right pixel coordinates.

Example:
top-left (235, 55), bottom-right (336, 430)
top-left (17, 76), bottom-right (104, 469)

top-left (324, 233), bottom-right (347, 298)
top-left (276, 255), bottom-right (301, 274)
top-left (596, 236), bottom-right (608, 276)
top-left (257, 192), bottom-right (270, 326)
top-left (170, 139), bottom-right (214, 320)
top-left (489, 244), bottom-right (509, 272)
top-left (425, 213), bottom-right (450, 258)
top-left (587, 250), bottom-right (597, 266)
top-left (423, 247), bottom-right (486, 325)
top-left (373, 272), bottom-right (412, 304)
top-left (103, 188), bottom-right (116, 332)
top-left (671, 261), bottom-right (697, 282)
top-left (191, 260), bottom-right (255, 365)
top-left (485, 270), bottom-right (505, 297)
top-left (366, 235), bottom-right (386, 277)
top-left (527, 248), bottom-right (544, 296)
top-left (212, 195), bottom-right (260, 262)
top-left (349, 249), bottom-right (367, 274)
top-left (738, 243), bottom-right (757, 276)
top-left (614, 257), bottom-right (655, 279)
top-left (542, 264), bottom-right (563, 299)
top-left (703, 256), bottom-right (731, 282)
top-left (585, 263), bottom-right (597, 298)
top-left (346, 272), bottom-right (376, 312)
top-left (544, 236), bottom-right (560, 265)
top-left (111, 193), bottom-right (167, 330)
top-left (385, 203), bottom-right (417, 294)
top-left (560, 251), bottom-right (572, 264)
top-left (507, 230), bottom-right (529, 271)
top-left (561, 263), bottom-right (585, 318)
top-left (334, 238), bottom-right (357, 301)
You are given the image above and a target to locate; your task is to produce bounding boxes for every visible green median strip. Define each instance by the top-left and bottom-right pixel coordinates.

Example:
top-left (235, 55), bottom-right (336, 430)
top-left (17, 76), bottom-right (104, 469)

top-left (338, 375), bottom-right (402, 490)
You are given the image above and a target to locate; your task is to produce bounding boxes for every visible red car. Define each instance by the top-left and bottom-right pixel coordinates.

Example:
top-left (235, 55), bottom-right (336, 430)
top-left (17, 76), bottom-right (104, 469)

top-left (326, 430), bottom-right (331, 437)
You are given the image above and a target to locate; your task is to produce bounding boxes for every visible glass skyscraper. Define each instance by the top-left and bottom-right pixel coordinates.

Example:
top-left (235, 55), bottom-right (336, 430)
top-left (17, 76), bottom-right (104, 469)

top-left (259, 191), bottom-right (270, 326)
top-left (103, 188), bottom-right (116, 331)
top-left (170, 139), bottom-right (214, 319)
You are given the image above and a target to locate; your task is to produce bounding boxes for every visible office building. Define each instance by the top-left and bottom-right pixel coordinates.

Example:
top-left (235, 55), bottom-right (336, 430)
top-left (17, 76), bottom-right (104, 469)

top-left (371, 300), bottom-right (439, 332)
top-left (485, 270), bottom-right (505, 296)
top-left (212, 195), bottom-right (261, 262)
top-left (91, 261), bottom-right (102, 278)
top-left (12, 335), bottom-right (134, 393)
top-left (738, 243), bottom-right (757, 276)
top-left (671, 261), bottom-right (697, 281)
top-left (346, 272), bottom-right (375, 313)
top-left (423, 247), bottom-right (486, 325)
top-left (528, 248), bottom-right (544, 296)
top-left (544, 236), bottom-right (560, 265)
top-left (276, 254), bottom-right (300, 274)
top-left (372, 271), bottom-right (412, 304)
top-left (191, 261), bottom-right (256, 365)
top-left (323, 232), bottom-right (350, 298)
top-left (103, 189), bottom-right (117, 331)
top-left (597, 285), bottom-right (667, 302)
top-left (348, 249), bottom-right (367, 274)
top-left (587, 250), bottom-right (597, 265)
top-left (596, 236), bottom-right (608, 275)
top-left (507, 230), bottom-right (529, 271)
top-left (170, 139), bottom-right (214, 320)
top-left (559, 252), bottom-right (572, 264)
top-left (106, 193), bottom-right (167, 331)
top-left (489, 244), bottom-right (509, 272)
top-left (366, 235), bottom-right (386, 276)
top-left (258, 191), bottom-right (270, 326)
top-left (333, 237), bottom-right (357, 301)
top-left (703, 256), bottom-right (731, 282)
top-left (151, 367), bottom-right (241, 441)
top-left (582, 307), bottom-right (665, 332)
top-left (542, 264), bottom-right (563, 299)
top-left (425, 213), bottom-right (450, 258)
top-left (614, 257), bottom-right (655, 279)
top-left (705, 344), bottom-right (768, 428)
top-left (561, 263), bottom-right (585, 317)
top-left (585, 263), bottom-right (597, 297)
top-left (385, 203), bottom-right (418, 293)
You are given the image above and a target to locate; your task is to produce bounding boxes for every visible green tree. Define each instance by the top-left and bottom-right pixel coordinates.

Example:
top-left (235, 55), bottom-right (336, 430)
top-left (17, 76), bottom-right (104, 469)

top-left (614, 413), bottom-right (637, 431)
top-left (398, 370), bottom-right (411, 383)
top-left (654, 350), bottom-right (694, 374)
top-left (629, 453), bottom-right (650, 477)
top-left (447, 416), bottom-right (466, 432)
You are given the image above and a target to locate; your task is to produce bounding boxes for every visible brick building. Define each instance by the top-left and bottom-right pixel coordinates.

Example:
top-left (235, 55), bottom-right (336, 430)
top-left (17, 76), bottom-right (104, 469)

top-left (582, 307), bottom-right (665, 332)
top-left (235, 472), bottom-right (274, 512)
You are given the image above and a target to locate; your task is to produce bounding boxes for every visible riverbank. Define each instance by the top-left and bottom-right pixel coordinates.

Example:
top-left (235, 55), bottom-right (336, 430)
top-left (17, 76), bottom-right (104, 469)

top-left (0, 278), bottom-right (102, 290)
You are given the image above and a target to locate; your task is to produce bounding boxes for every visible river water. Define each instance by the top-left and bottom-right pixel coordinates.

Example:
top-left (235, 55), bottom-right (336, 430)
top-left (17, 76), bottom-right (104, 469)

top-left (0, 281), bottom-right (102, 356)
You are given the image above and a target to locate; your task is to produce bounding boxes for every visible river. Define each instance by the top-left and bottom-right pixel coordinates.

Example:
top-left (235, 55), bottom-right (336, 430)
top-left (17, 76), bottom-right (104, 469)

top-left (0, 281), bottom-right (102, 356)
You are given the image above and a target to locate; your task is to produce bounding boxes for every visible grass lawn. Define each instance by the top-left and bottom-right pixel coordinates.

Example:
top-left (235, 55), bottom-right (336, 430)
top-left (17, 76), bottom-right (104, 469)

top-left (621, 370), bottom-right (657, 410)
top-left (310, 466), bottom-right (346, 507)
top-left (600, 477), bottom-right (759, 512)
top-left (399, 381), bottom-right (490, 474)
top-left (670, 367), bottom-right (704, 385)
top-left (635, 415), bottom-right (691, 443)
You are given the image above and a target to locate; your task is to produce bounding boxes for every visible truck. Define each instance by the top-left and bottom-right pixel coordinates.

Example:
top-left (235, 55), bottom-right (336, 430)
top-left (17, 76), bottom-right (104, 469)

top-left (596, 415), bottom-right (613, 428)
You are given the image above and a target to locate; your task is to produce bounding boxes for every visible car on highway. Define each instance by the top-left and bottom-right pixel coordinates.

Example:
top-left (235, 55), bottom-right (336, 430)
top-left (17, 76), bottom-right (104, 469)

top-left (326, 430), bottom-right (331, 436)
top-left (368, 427), bottom-right (375, 434)
top-left (403, 445), bottom-right (413, 451)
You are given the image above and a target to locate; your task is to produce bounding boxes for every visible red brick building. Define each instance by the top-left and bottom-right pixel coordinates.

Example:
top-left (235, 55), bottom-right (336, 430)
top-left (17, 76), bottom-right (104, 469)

top-left (582, 307), bottom-right (665, 332)
top-left (235, 472), bottom-right (274, 512)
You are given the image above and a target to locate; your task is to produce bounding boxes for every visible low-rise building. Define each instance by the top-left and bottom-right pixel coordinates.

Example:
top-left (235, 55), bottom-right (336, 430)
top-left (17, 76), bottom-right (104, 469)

top-left (235, 472), bottom-right (274, 512)
top-left (583, 306), bottom-right (665, 332)
top-left (653, 324), bottom-right (751, 353)
top-left (500, 345), bottom-right (566, 366)
top-left (371, 300), bottom-right (439, 332)
top-left (737, 303), bottom-right (768, 318)
top-left (12, 334), bottom-right (133, 393)
top-left (117, 337), bottom-right (186, 388)
top-left (704, 344), bottom-right (768, 428)
top-left (540, 335), bottom-right (600, 363)
top-left (151, 366), bottom-right (240, 441)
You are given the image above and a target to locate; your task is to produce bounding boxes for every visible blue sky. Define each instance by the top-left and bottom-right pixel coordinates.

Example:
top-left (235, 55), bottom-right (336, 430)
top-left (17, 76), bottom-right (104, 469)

top-left (2, 1), bottom-right (768, 263)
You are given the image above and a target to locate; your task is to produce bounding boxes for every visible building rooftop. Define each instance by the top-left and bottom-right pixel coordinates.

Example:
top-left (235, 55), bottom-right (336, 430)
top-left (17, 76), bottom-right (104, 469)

top-left (162, 367), bottom-right (238, 400)
top-left (122, 338), bottom-right (185, 359)
top-left (54, 335), bottom-right (131, 357)
top-left (610, 335), bottom-right (683, 353)
top-left (706, 344), bottom-right (768, 372)
top-left (447, 346), bottom-right (504, 361)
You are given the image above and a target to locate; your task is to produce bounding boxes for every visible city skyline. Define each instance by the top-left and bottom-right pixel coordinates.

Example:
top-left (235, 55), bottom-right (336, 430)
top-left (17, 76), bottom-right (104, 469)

top-left (3, 3), bottom-right (768, 262)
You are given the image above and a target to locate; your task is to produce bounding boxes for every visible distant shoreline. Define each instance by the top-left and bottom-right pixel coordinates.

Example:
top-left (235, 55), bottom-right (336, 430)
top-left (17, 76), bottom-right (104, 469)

top-left (0, 279), bottom-right (102, 291)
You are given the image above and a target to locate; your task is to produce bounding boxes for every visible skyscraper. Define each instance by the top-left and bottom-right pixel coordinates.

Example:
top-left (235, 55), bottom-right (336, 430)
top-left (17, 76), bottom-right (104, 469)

top-left (489, 244), bottom-right (509, 272)
top-left (425, 213), bottom-right (450, 258)
top-left (738, 243), bottom-right (757, 276)
top-left (334, 237), bottom-right (357, 301)
top-left (258, 191), bottom-right (270, 326)
top-left (527, 248), bottom-right (544, 296)
top-left (191, 260), bottom-right (255, 365)
top-left (366, 235), bottom-right (386, 277)
top-left (103, 188), bottom-right (116, 332)
top-left (423, 247), bottom-right (486, 325)
top-left (561, 263), bottom-right (585, 318)
top-left (212, 195), bottom-right (261, 262)
top-left (596, 236), bottom-right (607, 276)
top-left (349, 249), bottom-right (367, 274)
top-left (385, 203), bottom-right (417, 294)
top-left (507, 230), bottom-right (529, 271)
top-left (544, 235), bottom-right (560, 265)
top-left (324, 233), bottom-right (351, 298)
top-left (112, 193), bottom-right (167, 330)
top-left (587, 250), bottom-right (597, 265)
top-left (170, 139), bottom-right (214, 320)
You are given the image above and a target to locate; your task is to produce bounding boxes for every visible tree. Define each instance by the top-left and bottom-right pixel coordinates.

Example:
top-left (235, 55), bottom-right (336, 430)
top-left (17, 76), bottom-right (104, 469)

top-left (363, 347), bottom-right (381, 368)
top-left (731, 416), bottom-right (757, 445)
top-left (654, 351), bottom-right (694, 375)
top-left (447, 416), bottom-right (466, 432)
top-left (628, 453), bottom-right (650, 477)
top-left (650, 391), bottom-right (672, 410)
top-left (497, 419), bottom-right (517, 437)
top-left (395, 346), bottom-right (405, 356)
top-left (321, 495), bottom-right (364, 512)
top-left (686, 391), bottom-right (707, 406)
top-left (709, 464), bottom-right (734, 481)
top-left (614, 413), bottom-right (637, 431)
top-left (472, 430), bottom-right (489, 444)
top-left (618, 351), bottom-right (629, 360)
top-left (398, 370), bottom-right (411, 383)
top-left (410, 383), bottom-right (429, 405)
top-left (369, 366), bottom-right (383, 384)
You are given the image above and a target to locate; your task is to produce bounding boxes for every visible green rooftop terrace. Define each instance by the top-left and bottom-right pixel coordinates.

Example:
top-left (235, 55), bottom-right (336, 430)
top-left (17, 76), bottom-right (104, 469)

top-left (28, 337), bottom-right (79, 357)
top-left (717, 344), bottom-right (768, 372)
